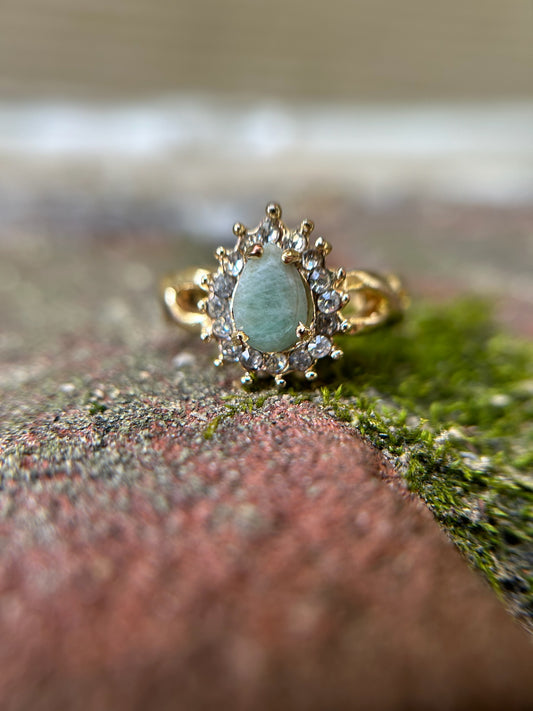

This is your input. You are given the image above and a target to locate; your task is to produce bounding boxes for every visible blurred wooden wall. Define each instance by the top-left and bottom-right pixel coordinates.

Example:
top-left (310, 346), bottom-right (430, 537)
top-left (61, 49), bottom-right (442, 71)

top-left (0, 0), bottom-right (532, 100)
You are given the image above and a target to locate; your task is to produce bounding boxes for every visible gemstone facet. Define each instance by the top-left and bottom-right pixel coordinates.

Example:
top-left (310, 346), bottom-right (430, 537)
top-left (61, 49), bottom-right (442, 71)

top-left (221, 340), bottom-right (242, 361)
top-left (317, 290), bottom-right (341, 314)
top-left (213, 273), bottom-right (235, 298)
top-left (264, 352), bottom-right (288, 374)
top-left (207, 295), bottom-right (228, 319)
top-left (309, 268), bottom-right (331, 294)
top-left (240, 347), bottom-right (263, 370)
top-left (225, 251), bottom-right (244, 276)
top-left (301, 250), bottom-right (322, 271)
top-left (282, 231), bottom-right (306, 252)
top-left (308, 335), bottom-right (332, 359)
top-left (316, 313), bottom-right (339, 336)
top-left (288, 348), bottom-right (313, 371)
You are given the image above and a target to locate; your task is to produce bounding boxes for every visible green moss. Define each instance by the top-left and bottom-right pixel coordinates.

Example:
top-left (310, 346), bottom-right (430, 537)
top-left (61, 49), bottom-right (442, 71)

top-left (88, 401), bottom-right (108, 415)
top-left (203, 395), bottom-right (260, 439)
top-left (319, 298), bottom-right (533, 628)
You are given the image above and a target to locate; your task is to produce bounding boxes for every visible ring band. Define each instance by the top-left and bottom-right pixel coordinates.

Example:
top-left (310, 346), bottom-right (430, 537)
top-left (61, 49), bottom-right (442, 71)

top-left (160, 203), bottom-right (408, 386)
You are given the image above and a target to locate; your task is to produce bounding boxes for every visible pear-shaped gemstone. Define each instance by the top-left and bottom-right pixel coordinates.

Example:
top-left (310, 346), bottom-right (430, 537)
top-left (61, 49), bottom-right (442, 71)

top-left (232, 244), bottom-right (311, 353)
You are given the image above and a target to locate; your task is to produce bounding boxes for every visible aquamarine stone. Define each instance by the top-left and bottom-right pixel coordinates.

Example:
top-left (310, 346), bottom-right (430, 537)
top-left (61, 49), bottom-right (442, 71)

top-left (232, 244), bottom-right (311, 352)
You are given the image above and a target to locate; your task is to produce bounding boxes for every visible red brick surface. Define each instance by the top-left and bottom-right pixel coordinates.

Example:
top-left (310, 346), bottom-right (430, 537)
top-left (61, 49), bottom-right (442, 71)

top-left (0, 231), bottom-right (532, 710)
top-left (1, 392), bottom-right (532, 711)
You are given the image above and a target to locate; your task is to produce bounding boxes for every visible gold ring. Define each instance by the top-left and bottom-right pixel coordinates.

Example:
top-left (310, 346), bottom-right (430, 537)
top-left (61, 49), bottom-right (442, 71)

top-left (160, 203), bottom-right (408, 387)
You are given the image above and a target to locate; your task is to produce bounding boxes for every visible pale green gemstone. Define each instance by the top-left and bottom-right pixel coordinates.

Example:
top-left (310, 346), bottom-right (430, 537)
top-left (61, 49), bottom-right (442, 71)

top-left (232, 244), bottom-right (311, 352)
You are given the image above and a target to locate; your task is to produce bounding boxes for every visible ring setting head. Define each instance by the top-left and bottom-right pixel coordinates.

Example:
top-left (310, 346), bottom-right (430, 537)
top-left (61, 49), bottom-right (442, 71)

top-left (205, 203), bottom-right (346, 384)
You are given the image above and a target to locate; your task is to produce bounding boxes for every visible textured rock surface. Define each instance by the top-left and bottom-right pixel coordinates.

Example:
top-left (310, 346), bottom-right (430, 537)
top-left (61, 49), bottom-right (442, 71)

top-left (0, 231), bottom-right (532, 710)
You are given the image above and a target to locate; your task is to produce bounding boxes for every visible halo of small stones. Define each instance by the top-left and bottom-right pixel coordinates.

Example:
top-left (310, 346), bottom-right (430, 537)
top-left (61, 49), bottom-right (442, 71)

top-left (202, 204), bottom-right (348, 383)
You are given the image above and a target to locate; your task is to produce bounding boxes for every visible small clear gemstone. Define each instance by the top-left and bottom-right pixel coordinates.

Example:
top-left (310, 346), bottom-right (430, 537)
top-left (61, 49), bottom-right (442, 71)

top-left (213, 273), bottom-right (235, 298)
top-left (221, 340), bottom-right (243, 362)
top-left (245, 231), bottom-right (264, 249)
top-left (264, 352), bottom-right (288, 374)
top-left (266, 228), bottom-right (281, 243)
top-left (258, 219), bottom-right (271, 237)
top-left (282, 232), bottom-right (306, 252)
top-left (308, 335), bottom-right (332, 359)
top-left (301, 250), bottom-right (322, 271)
top-left (318, 290), bottom-right (341, 314)
top-left (259, 219), bottom-right (281, 243)
top-left (289, 348), bottom-right (313, 371)
top-left (212, 317), bottom-right (232, 338)
top-left (240, 347), bottom-right (263, 371)
top-left (316, 313), bottom-right (339, 335)
top-left (207, 295), bottom-right (228, 319)
top-left (225, 251), bottom-right (244, 276)
top-left (309, 268), bottom-right (331, 294)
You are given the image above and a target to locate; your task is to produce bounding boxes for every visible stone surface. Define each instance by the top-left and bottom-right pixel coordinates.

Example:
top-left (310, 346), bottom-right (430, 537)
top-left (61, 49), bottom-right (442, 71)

top-left (232, 244), bottom-right (311, 352)
top-left (1, 351), bottom-right (532, 711)
top-left (0, 229), bottom-right (532, 710)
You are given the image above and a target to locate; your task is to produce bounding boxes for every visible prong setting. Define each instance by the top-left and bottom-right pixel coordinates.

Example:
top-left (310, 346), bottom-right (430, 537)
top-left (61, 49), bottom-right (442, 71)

top-left (233, 222), bottom-right (246, 237)
top-left (201, 204), bottom-right (347, 387)
top-left (282, 249), bottom-right (301, 264)
top-left (314, 236), bottom-right (332, 255)
top-left (241, 372), bottom-right (253, 386)
top-left (334, 267), bottom-right (346, 286)
top-left (248, 244), bottom-right (264, 258)
top-left (274, 375), bottom-right (286, 389)
top-left (234, 331), bottom-right (248, 345)
top-left (340, 319), bottom-right (350, 333)
top-left (266, 202), bottom-right (282, 220)
top-left (296, 322), bottom-right (311, 339)
top-left (300, 219), bottom-right (314, 235)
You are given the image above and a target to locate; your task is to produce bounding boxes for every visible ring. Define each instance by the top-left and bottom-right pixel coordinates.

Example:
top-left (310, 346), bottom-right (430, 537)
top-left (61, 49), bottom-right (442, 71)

top-left (160, 203), bottom-right (408, 387)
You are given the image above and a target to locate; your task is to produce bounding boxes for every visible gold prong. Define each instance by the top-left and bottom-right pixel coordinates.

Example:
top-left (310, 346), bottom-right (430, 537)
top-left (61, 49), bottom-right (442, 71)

top-left (200, 328), bottom-right (212, 342)
top-left (305, 369), bottom-right (318, 381)
top-left (300, 219), bottom-right (314, 236)
top-left (248, 244), bottom-right (264, 258)
top-left (340, 320), bottom-right (350, 333)
top-left (213, 357), bottom-right (223, 367)
top-left (197, 298), bottom-right (208, 312)
top-left (282, 249), bottom-right (300, 264)
top-left (315, 237), bottom-right (332, 255)
top-left (335, 267), bottom-right (346, 286)
top-left (341, 292), bottom-right (350, 306)
top-left (296, 322), bottom-right (311, 338)
top-left (266, 202), bottom-right (282, 220)
top-left (241, 372), bottom-right (253, 386)
top-left (274, 375), bottom-right (286, 388)
top-left (215, 246), bottom-right (226, 261)
top-left (234, 331), bottom-right (249, 345)
top-left (200, 273), bottom-right (210, 290)
top-left (331, 348), bottom-right (343, 361)
top-left (233, 222), bottom-right (247, 237)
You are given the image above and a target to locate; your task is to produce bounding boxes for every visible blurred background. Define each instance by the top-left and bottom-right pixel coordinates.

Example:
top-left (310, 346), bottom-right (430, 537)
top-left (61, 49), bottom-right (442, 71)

top-left (1, 0), bottom-right (533, 354)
